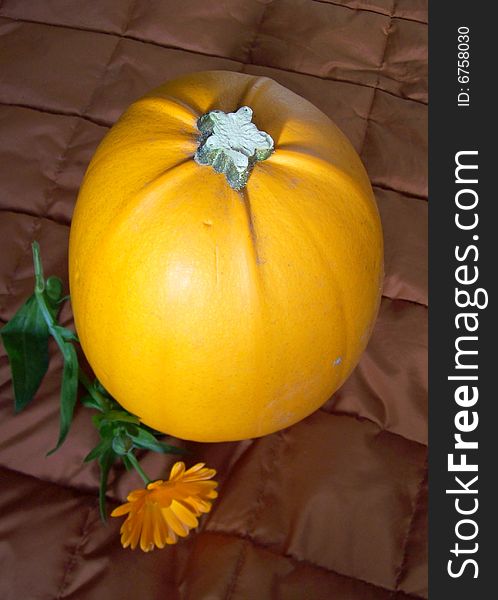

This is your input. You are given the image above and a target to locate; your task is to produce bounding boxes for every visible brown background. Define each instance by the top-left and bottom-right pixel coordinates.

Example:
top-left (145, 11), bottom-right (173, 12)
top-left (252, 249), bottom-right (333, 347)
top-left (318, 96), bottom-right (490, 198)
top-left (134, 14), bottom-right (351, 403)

top-left (0, 1), bottom-right (427, 598)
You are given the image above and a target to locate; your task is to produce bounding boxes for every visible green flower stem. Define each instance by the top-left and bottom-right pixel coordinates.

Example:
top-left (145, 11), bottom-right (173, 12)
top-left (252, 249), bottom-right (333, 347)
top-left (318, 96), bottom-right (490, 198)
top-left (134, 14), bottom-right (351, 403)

top-left (127, 452), bottom-right (152, 486)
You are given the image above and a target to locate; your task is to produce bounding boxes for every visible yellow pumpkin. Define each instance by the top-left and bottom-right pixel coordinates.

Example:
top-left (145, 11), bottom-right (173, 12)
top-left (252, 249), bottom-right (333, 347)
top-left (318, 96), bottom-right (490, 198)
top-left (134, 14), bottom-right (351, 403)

top-left (69, 71), bottom-right (383, 442)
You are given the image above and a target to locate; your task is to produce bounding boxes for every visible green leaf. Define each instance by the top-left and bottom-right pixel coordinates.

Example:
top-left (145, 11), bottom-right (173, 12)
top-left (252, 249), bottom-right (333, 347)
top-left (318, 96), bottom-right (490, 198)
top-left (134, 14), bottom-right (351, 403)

top-left (84, 436), bottom-right (112, 463)
top-left (45, 276), bottom-right (63, 304)
top-left (78, 371), bottom-right (112, 412)
top-left (0, 295), bottom-right (50, 412)
top-left (94, 379), bottom-right (113, 399)
top-left (52, 324), bottom-right (79, 343)
top-left (112, 432), bottom-right (133, 456)
top-left (97, 421), bottom-right (114, 439)
top-left (81, 394), bottom-right (103, 411)
top-left (99, 410), bottom-right (141, 426)
top-left (32, 241), bottom-right (45, 294)
top-left (129, 426), bottom-right (186, 455)
top-left (92, 413), bottom-right (104, 428)
top-left (98, 448), bottom-right (117, 521)
top-left (47, 342), bottom-right (79, 455)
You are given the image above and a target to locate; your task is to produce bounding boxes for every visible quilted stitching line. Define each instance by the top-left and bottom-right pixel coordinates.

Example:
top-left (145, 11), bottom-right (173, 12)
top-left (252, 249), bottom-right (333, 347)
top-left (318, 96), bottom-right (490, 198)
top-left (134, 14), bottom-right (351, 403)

top-left (391, 460), bottom-right (428, 598)
top-left (41, 119), bottom-right (84, 219)
top-left (311, 0), bottom-right (427, 25)
top-left (245, 0), bottom-right (273, 64)
top-left (0, 15), bottom-right (427, 106)
top-left (210, 530), bottom-right (426, 600)
top-left (0, 463), bottom-right (114, 505)
top-left (55, 503), bottom-right (95, 600)
top-left (357, 78), bottom-right (377, 158)
top-left (0, 100), bottom-right (110, 128)
top-left (358, 0), bottom-right (397, 158)
top-left (318, 409), bottom-right (428, 447)
top-left (223, 432), bottom-right (283, 600)
top-left (0, 14), bottom-right (242, 66)
top-left (379, 294), bottom-right (427, 308)
top-left (373, 183), bottom-right (427, 202)
top-left (0, 209), bottom-right (71, 230)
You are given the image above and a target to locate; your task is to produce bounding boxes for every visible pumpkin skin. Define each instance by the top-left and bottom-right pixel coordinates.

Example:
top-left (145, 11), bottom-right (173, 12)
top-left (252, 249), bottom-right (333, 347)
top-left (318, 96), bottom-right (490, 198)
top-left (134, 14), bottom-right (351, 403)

top-left (69, 70), bottom-right (383, 442)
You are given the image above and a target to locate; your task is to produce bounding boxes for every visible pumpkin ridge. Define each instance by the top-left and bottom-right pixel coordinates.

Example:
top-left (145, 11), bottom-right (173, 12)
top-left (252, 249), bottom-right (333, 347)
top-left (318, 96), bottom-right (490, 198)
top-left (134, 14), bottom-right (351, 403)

top-left (133, 94), bottom-right (200, 128)
top-left (272, 149), bottom-right (372, 202)
top-left (272, 149), bottom-right (380, 234)
top-left (240, 188), bottom-right (264, 269)
top-left (239, 75), bottom-right (274, 112)
top-left (108, 158), bottom-right (195, 230)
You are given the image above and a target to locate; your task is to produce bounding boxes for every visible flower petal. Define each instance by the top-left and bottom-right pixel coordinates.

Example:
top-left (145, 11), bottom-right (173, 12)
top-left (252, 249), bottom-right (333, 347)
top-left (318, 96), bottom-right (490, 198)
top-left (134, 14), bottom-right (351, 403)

top-left (183, 463), bottom-right (205, 475)
top-left (146, 480), bottom-right (165, 491)
top-left (140, 503), bottom-right (155, 552)
top-left (170, 500), bottom-right (199, 529)
top-left (127, 488), bottom-right (147, 502)
top-left (161, 506), bottom-right (190, 538)
top-left (177, 496), bottom-right (211, 515)
top-left (163, 516), bottom-right (178, 545)
top-left (111, 502), bottom-right (134, 517)
top-left (123, 510), bottom-right (143, 550)
top-left (183, 467), bottom-right (217, 482)
top-left (174, 480), bottom-right (218, 501)
top-left (169, 461), bottom-right (186, 481)
top-left (152, 504), bottom-right (168, 549)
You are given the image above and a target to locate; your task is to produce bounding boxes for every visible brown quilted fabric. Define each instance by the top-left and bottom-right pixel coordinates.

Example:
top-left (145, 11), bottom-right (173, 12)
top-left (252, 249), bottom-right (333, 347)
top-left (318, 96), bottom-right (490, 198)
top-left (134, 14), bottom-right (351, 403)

top-left (0, 1), bottom-right (427, 598)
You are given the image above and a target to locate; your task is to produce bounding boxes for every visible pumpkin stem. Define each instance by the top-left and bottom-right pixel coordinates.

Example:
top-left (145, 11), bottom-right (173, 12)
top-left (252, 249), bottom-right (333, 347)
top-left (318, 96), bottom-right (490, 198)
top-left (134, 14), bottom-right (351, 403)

top-left (194, 106), bottom-right (274, 191)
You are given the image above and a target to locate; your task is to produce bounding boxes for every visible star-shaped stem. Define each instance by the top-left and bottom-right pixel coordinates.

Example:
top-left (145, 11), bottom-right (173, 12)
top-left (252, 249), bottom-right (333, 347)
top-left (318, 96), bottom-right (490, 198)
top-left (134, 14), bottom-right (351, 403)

top-left (194, 106), bottom-right (274, 191)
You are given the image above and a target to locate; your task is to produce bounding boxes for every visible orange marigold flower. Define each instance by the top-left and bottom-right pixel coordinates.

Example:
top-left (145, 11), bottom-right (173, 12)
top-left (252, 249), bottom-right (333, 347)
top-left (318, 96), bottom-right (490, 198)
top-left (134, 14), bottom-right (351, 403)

top-left (111, 462), bottom-right (218, 552)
